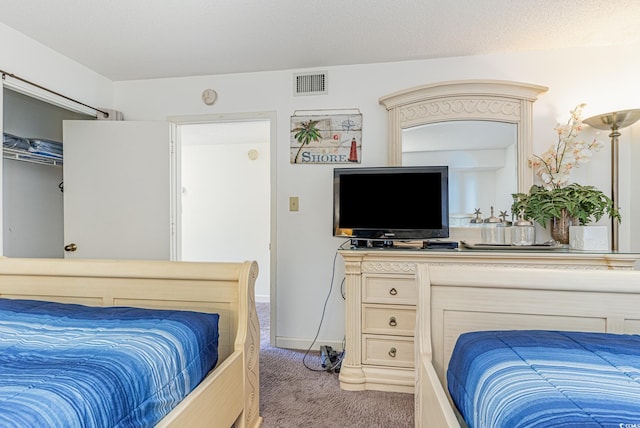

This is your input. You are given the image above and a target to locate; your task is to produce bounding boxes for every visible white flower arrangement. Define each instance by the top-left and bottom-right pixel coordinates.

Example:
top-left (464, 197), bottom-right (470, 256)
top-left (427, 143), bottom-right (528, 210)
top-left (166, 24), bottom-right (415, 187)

top-left (528, 104), bottom-right (604, 190)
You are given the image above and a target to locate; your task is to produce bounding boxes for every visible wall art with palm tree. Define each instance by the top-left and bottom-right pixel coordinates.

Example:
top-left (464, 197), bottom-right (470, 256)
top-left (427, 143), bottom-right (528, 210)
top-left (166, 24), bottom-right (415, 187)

top-left (290, 112), bottom-right (362, 164)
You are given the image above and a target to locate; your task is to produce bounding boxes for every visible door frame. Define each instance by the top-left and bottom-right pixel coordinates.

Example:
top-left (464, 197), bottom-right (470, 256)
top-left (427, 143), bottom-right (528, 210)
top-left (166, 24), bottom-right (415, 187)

top-left (168, 111), bottom-right (277, 346)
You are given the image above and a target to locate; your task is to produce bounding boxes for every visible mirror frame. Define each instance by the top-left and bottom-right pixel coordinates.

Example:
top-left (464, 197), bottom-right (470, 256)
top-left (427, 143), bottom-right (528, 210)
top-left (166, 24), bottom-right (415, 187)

top-left (379, 80), bottom-right (548, 193)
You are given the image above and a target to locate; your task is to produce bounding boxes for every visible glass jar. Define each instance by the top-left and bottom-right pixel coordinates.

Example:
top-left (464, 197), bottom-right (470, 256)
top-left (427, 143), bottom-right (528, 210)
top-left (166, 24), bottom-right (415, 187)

top-left (511, 218), bottom-right (535, 246)
top-left (481, 207), bottom-right (505, 244)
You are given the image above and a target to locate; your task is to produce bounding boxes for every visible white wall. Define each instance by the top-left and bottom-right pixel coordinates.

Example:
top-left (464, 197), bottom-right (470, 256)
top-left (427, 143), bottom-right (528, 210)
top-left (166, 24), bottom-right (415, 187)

top-left (632, 125), bottom-right (640, 248)
top-left (0, 23), bottom-right (113, 256)
top-left (181, 133), bottom-right (270, 301)
top-left (4, 17), bottom-right (639, 348)
top-left (3, 160), bottom-right (63, 257)
top-left (113, 70), bottom-right (389, 349)
top-left (112, 41), bottom-right (640, 348)
top-left (3, 89), bottom-right (95, 258)
top-left (0, 23), bottom-right (113, 111)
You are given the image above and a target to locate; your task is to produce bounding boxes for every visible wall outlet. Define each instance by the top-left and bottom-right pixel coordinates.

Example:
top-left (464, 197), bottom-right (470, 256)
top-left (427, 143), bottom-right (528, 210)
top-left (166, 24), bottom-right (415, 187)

top-left (289, 196), bottom-right (299, 212)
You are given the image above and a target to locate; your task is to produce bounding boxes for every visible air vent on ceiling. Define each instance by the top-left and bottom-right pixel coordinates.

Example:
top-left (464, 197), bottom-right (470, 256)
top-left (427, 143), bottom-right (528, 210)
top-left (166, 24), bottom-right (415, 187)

top-left (294, 71), bottom-right (327, 96)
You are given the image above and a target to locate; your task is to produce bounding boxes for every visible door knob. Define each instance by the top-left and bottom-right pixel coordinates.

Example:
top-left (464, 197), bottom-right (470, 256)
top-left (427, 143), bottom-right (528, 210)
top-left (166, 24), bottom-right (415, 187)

top-left (64, 243), bottom-right (78, 252)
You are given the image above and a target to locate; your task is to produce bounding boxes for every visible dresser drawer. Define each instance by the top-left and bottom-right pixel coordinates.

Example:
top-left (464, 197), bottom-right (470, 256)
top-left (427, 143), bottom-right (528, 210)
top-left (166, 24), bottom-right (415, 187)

top-left (362, 335), bottom-right (414, 368)
top-left (362, 274), bottom-right (416, 305)
top-left (362, 304), bottom-right (415, 336)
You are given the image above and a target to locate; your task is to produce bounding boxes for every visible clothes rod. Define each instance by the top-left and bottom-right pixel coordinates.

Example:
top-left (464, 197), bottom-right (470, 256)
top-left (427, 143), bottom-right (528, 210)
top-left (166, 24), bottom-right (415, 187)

top-left (1, 69), bottom-right (109, 118)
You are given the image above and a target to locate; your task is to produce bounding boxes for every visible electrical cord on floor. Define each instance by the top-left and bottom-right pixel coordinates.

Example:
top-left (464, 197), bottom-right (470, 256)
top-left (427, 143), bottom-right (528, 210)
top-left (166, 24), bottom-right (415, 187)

top-left (326, 335), bottom-right (347, 372)
top-left (302, 240), bottom-right (349, 372)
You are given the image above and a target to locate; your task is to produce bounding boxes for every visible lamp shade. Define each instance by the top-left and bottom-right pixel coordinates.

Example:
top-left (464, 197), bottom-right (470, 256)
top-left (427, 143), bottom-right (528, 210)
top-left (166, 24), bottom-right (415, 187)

top-left (584, 109), bottom-right (640, 130)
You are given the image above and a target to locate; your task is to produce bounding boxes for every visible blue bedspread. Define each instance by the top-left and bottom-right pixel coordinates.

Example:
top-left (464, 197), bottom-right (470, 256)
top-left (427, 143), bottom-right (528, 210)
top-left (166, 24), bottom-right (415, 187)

top-left (447, 330), bottom-right (640, 428)
top-left (0, 298), bottom-right (219, 427)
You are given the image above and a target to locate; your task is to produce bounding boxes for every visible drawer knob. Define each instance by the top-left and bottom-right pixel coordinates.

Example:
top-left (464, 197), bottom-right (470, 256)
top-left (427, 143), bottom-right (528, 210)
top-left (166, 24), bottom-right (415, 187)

top-left (389, 316), bottom-right (397, 327)
top-left (388, 347), bottom-right (397, 358)
top-left (389, 287), bottom-right (398, 296)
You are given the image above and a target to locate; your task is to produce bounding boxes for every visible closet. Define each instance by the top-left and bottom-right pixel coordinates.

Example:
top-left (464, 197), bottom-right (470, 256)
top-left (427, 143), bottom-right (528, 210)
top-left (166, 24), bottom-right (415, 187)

top-left (2, 88), bottom-right (93, 257)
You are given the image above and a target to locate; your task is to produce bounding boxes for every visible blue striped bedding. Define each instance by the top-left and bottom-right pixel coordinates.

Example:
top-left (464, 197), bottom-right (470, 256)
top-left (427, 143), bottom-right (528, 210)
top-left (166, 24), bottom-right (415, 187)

top-left (447, 330), bottom-right (640, 428)
top-left (0, 298), bottom-right (220, 427)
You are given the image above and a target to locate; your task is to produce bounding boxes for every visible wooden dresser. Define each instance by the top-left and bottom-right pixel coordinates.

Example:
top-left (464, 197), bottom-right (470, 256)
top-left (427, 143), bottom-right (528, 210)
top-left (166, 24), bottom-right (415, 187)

top-left (338, 247), bottom-right (639, 393)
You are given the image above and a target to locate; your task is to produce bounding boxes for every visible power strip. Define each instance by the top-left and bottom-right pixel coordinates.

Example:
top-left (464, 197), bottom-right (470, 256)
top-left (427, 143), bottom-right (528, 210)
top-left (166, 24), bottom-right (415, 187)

top-left (320, 345), bottom-right (344, 373)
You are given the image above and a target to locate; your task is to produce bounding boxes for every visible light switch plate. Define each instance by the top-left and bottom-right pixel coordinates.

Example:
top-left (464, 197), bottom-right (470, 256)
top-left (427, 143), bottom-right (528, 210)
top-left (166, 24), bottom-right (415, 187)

top-left (289, 196), bottom-right (299, 212)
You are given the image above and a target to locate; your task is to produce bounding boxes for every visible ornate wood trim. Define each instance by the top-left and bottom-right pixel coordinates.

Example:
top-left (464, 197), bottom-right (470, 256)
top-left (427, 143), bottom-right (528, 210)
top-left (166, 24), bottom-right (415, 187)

top-left (362, 261), bottom-right (416, 274)
top-left (379, 80), bottom-right (548, 193)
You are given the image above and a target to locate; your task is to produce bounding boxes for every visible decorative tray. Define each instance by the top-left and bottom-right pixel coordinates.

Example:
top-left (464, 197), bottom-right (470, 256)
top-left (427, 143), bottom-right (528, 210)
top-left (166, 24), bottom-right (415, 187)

top-left (460, 241), bottom-right (564, 250)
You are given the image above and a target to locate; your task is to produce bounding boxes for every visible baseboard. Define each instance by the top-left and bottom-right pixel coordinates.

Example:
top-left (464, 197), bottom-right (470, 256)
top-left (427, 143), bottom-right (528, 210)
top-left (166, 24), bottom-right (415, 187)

top-left (275, 336), bottom-right (344, 351)
top-left (255, 294), bottom-right (270, 303)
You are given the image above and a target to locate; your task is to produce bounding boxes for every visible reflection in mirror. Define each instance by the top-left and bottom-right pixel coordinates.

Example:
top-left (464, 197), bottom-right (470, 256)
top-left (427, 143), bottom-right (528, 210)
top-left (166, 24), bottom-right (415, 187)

top-left (379, 80), bottom-right (549, 236)
top-left (402, 121), bottom-right (517, 226)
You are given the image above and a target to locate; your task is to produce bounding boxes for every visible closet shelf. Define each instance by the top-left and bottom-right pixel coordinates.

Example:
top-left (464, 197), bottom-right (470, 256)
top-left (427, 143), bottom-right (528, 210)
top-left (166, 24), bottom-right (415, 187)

top-left (3, 148), bottom-right (63, 166)
top-left (3, 133), bottom-right (63, 167)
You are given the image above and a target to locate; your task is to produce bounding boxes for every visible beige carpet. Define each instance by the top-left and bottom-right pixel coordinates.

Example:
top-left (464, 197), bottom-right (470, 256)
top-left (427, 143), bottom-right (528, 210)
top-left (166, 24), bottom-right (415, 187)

top-left (257, 302), bottom-right (414, 427)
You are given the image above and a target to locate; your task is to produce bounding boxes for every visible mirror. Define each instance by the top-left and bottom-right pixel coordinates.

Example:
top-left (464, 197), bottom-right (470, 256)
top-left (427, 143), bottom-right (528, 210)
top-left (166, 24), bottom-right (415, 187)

top-left (379, 80), bottom-right (548, 226)
top-left (402, 120), bottom-right (517, 225)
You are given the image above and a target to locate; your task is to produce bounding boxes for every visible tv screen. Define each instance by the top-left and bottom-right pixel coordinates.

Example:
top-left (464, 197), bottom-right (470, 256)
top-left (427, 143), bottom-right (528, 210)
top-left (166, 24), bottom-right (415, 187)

top-left (333, 166), bottom-right (449, 240)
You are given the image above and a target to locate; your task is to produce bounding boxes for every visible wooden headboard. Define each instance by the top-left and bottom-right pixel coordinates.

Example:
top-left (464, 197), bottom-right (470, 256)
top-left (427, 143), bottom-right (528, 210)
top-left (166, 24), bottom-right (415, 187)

top-left (414, 263), bottom-right (640, 428)
top-left (0, 257), bottom-right (254, 365)
top-left (0, 257), bottom-right (262, 428)
top-left (417, 264), bottom-right (640, 387)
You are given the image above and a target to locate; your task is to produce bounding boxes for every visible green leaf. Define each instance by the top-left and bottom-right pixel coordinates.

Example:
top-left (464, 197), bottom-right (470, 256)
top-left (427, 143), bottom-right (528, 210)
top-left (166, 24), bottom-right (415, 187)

top-left (511, 183), bottom-right (620, 228)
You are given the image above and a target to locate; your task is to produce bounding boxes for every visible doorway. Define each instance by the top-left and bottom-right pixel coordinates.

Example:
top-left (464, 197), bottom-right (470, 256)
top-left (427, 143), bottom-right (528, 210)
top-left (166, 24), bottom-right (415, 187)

top-left (176, 115), bottom-right (273, 304)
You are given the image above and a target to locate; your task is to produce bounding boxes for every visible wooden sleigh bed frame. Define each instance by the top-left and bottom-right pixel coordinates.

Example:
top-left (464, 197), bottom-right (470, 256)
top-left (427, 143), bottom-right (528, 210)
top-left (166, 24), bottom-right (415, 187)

top-left (415, 263), bottom-right (640, 428)
top-left (0, 257), bottom-right (262, 428)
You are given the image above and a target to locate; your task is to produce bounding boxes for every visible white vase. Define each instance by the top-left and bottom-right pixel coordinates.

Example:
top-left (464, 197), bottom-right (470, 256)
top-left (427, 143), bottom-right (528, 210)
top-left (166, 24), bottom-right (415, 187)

top-left (569, 226), bottom-right (609, 251)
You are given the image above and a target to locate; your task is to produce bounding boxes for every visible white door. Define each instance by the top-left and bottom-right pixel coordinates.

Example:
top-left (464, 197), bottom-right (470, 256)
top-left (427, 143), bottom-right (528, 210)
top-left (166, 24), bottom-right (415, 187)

top-left (62, 121), bottom-right (171, 259)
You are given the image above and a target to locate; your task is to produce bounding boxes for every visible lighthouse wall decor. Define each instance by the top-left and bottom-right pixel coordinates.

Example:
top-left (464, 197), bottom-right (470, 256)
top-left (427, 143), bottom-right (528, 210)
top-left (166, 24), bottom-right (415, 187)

top-left (290, 110), bottom-right (362, 164)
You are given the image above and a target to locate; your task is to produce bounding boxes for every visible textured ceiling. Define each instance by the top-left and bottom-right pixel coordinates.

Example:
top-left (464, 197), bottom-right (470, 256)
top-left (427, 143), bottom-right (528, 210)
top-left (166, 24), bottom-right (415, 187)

top-left (1, 0), bottom-right (639, 81)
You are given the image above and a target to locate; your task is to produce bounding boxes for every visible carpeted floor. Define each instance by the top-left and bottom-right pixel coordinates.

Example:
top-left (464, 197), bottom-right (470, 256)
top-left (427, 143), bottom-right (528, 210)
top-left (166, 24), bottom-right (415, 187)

top-left (257, 302), bottom-right (414, 427)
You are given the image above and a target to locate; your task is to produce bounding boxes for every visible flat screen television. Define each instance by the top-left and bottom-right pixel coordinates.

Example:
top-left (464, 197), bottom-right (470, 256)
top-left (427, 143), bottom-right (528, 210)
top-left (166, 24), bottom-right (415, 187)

top-left (333, 166), bottom-right (449, 241)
